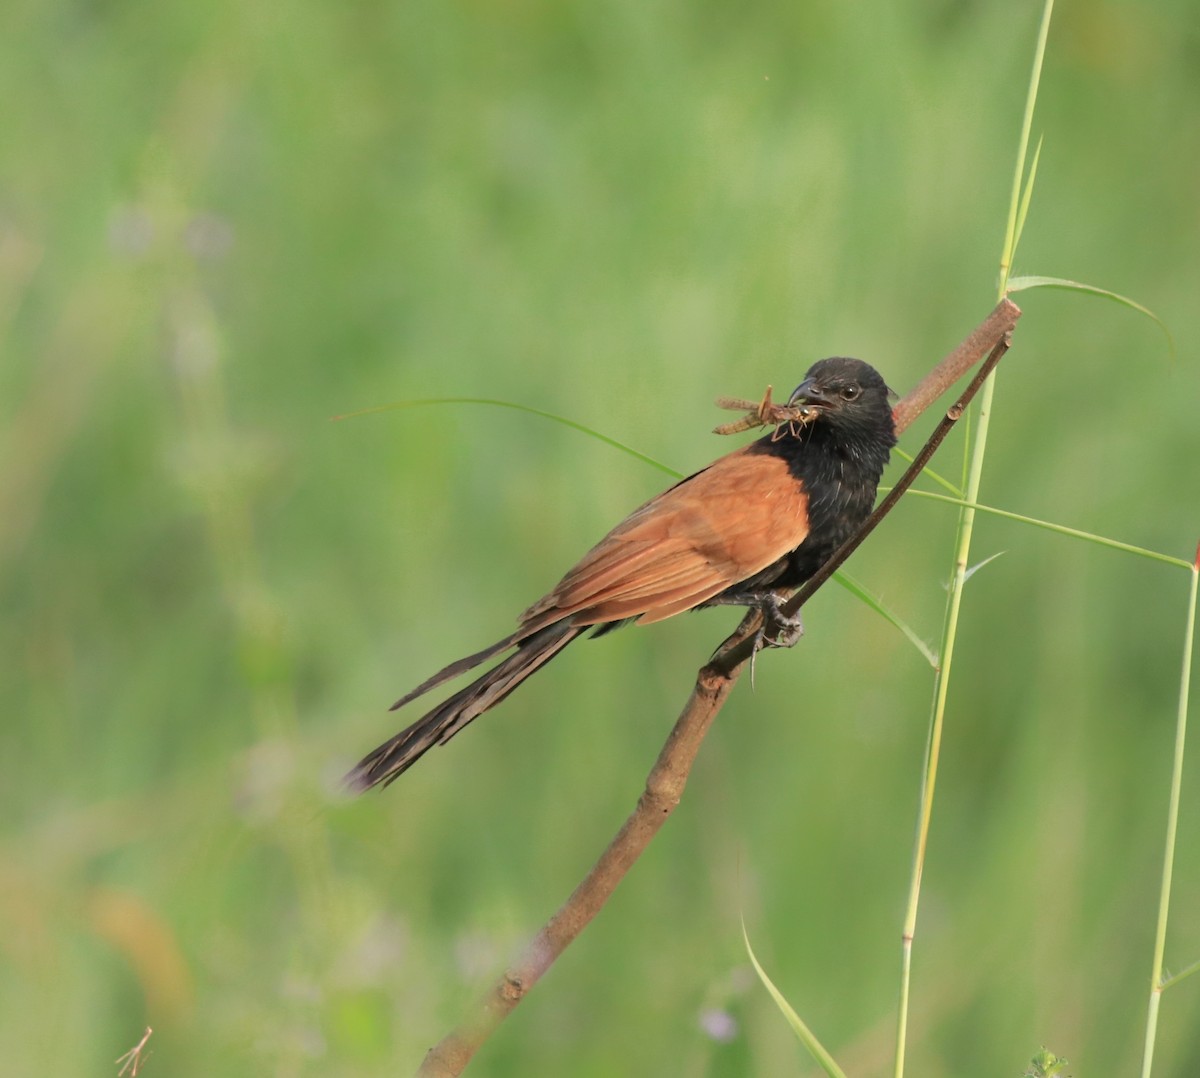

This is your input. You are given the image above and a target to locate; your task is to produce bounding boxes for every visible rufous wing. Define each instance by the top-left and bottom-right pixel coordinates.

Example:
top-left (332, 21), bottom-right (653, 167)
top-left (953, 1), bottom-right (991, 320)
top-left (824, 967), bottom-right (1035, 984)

top-left (519, 445), bottom-right (810, 631)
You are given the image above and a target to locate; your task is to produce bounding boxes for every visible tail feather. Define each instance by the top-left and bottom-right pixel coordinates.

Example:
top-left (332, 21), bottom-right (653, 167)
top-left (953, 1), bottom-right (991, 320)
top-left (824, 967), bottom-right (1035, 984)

top-left (347, 622), bottom-right (585, 790)
top-left (389, 630), bottom-right (523, 712)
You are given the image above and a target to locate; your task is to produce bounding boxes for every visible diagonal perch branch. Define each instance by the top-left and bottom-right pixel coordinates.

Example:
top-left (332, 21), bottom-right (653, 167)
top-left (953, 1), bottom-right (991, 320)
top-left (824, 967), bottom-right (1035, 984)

top-left (415, 664), bottom-right (743, 1077)
top-left (890, 298), bottom-right (1019, 434)
top-left (416, 297), bottom-right (1021, 1078)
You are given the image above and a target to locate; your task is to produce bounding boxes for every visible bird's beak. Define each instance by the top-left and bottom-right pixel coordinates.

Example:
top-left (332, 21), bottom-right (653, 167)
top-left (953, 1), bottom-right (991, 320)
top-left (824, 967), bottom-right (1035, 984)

top-left (787, 378), bottom-right (833, 408)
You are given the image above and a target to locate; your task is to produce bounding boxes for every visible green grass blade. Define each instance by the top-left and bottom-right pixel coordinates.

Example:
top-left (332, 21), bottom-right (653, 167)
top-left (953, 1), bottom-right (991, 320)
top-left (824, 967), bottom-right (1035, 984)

top-left (1013, 134), bottom-right (1045, 250)
top-left (834, 571), bottom-right (938, 668)
top-left (741, 919), bottom-right (848, 1078)
top-left (907, 488), bottom-right (1194, 571)
top-left (998, 0), bottom-right (1055, 289)
top-left (332, 396), bottom-right (683, 478)
top-left (890, 448), bottom-right (962, 497)
top-left (1006, 275), bottom-right (1175, 356)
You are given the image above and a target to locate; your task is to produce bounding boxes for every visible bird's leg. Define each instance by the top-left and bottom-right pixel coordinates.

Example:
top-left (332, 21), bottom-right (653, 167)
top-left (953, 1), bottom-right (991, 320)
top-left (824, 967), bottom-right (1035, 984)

top-left (706, 589), bottom-right (804, 651)
top-left (755, 592), bottom-right (804, 650)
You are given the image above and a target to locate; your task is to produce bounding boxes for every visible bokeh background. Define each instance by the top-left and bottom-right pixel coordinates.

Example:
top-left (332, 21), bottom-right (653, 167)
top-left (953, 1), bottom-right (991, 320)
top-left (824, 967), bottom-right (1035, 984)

top-left (3, 1), bottom-right (1198, 1074)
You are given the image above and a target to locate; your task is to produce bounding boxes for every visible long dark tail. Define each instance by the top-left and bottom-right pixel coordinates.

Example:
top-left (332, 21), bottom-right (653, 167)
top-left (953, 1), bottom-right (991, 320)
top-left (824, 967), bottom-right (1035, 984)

top-left (346, 622), bottom-right (586, 791)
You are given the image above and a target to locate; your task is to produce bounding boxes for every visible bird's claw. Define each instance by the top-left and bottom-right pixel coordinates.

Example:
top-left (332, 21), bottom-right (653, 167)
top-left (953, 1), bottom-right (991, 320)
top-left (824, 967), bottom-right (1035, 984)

top-left (756, 594), bottom-right (804, 651)
top-left (748, 596), bottom-right (803, 688)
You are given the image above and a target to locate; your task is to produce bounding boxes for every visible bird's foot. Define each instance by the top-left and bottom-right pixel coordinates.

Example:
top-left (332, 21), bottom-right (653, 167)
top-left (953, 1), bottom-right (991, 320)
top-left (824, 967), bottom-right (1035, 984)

top-left (755, 593), bottom-right (804, 651)
top-left (745, 594), bottom-right (803, 689)
top-left (707, 590), bottom-right (803, 686)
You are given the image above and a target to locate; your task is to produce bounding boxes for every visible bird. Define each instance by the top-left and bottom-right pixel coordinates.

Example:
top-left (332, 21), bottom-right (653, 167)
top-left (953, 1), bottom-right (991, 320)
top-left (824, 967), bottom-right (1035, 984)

top-left (347, 356), bottom-right (897, 791)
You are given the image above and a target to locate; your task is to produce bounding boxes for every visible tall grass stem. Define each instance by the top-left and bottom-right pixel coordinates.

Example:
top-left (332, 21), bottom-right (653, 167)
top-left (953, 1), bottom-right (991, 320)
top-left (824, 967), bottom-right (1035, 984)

top-left (893, 3), bottom-right (1054, 1074)
top-left (1139, 552), bottom-right (1199, 1077)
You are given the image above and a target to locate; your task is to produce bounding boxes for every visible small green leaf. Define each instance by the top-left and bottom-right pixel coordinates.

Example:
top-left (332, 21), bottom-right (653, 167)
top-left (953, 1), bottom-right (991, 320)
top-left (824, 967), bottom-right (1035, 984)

top-left (1006, 275), bottom-right (1175, 357)
top-left (1161, 955), bottom-right (1200, 992)
top-left (741, 919), bottom-right (848, 1078)
top-left (1024, 1047), bottom-right (1070, 1077)
top-left (961, 550), bottom-right (1006, 585)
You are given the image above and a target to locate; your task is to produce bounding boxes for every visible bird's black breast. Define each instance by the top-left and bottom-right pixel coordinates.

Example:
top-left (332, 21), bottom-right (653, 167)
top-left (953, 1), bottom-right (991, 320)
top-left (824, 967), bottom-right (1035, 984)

top-left (743, 414), bottom-right (895, 590)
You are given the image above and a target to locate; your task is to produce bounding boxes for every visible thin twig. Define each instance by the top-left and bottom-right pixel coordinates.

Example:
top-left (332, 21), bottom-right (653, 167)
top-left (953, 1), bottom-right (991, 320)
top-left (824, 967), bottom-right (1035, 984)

top-left (116, 1027), bottom-right (153, 1077)
top-left (416, 298), bottom-right (1021, 1077)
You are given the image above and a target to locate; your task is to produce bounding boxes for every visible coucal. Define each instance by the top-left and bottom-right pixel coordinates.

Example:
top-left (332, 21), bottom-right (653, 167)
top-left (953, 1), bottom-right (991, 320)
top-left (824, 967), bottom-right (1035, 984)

top-left (348, 356), bottom-right (896, 790)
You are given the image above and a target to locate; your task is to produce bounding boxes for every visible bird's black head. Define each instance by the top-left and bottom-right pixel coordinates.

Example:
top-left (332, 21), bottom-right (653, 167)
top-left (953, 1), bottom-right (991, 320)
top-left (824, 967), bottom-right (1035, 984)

top-left (787, 357), bottom-right (896, 445)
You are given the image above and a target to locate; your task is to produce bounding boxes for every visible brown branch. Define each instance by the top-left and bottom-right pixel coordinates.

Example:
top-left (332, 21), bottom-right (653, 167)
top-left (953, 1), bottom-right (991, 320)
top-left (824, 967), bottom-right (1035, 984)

top-left (891, 297), bottom-right (1020, 435)
top-left (416, 652), bottom-right (750, 1077)
top-left (416, 297), bottom-right (1022, 1077)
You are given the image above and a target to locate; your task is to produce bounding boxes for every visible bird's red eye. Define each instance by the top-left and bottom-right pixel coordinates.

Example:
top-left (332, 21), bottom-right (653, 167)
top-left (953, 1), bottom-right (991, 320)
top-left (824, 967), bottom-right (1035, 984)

top-left (840, 384), bottom-right (861, 401)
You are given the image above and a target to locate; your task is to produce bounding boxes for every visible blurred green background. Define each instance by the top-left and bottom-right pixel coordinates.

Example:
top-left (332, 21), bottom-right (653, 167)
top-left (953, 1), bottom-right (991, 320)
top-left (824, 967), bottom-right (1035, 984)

top-left (3, 0), bottom-right (1198, 1074)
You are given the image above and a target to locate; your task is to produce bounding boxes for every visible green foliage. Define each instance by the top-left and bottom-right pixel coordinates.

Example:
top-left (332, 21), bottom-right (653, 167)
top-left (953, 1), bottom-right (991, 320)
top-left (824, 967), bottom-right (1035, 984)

top-left (1025, 1048), bottom-right (1071, 1077)
top-left (2, 1), bottom-right (1199, 1075)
